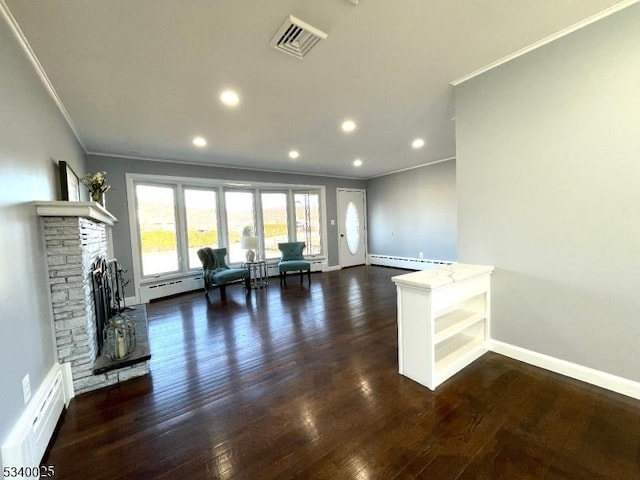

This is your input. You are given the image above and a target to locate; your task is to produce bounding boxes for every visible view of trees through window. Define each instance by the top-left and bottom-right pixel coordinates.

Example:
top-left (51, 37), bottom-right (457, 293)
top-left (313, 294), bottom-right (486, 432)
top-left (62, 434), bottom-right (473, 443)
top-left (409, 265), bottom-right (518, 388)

top-left (133, 180), bottom-right (323, 278)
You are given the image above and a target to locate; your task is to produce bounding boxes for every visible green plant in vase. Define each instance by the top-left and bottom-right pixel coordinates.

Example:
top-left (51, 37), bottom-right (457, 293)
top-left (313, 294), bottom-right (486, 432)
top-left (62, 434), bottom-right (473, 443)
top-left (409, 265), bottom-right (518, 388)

top-left (81, 171), bottom-right (110, 206)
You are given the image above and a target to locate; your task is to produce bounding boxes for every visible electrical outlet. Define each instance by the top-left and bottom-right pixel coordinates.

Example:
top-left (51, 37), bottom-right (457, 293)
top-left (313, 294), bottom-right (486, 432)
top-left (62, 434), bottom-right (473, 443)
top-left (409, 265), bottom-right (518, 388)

top-left (22, 374), bottom-right (31, 404)
top-left (419, 252), bottom-right (424, 259)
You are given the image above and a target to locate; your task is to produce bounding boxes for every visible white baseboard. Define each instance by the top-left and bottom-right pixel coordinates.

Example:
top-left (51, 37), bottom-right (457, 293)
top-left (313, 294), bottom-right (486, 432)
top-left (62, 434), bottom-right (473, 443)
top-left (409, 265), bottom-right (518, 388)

top-left (489, 340), bottom-right (640, 400)
top-left (325, 265), bottom-right (342, 272)
top-left (2, 363), bottom-right (70, 474)
top-left (266, 260), bottom-right (326, 277)
top-left (61, 362), bottom-right (75, 405)
top-left (368, 254), bottom-right (454, 271)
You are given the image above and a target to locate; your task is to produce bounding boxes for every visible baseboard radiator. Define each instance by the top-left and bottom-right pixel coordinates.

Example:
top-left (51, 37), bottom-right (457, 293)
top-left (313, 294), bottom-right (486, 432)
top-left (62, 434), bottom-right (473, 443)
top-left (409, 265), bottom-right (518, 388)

top-left (140, 274), bottom-right (206, 302)
top-left (265, 259), bottom-right (326, 277)
top-left (140, 260), bottom-right (327, 302)
top-left (2, 364), bottom-right (71, 475)
top-left (368, 254), bottom-right (454, 271)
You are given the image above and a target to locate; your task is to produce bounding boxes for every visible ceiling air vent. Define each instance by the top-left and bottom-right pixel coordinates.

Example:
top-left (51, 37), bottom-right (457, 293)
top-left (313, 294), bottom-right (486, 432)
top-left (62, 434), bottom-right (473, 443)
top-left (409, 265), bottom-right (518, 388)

top-left (269, 15), bottom-right (328, 60)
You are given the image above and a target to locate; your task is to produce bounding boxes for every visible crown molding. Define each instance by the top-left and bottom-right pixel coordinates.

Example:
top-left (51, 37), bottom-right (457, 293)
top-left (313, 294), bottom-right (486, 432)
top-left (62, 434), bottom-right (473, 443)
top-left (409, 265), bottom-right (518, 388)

top-left (367, 156), bottom-right (456, 180)
top-left (0, 0), bottom-right (86, 151)
top-left (451, 0), bottom-right (640, 86)
top-left (86, 150), bottom-right (367, 181)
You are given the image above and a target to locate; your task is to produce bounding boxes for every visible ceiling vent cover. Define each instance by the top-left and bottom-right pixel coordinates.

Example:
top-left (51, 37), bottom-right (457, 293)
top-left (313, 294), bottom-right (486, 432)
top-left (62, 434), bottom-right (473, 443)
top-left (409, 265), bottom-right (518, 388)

top-left (270, 15), bottom-right (328, 59)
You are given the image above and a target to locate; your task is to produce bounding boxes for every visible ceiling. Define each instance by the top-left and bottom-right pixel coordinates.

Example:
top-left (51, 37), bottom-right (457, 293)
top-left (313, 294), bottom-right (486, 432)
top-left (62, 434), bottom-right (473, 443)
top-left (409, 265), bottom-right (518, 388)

top-left (3, 0), bottom-right (632, 178)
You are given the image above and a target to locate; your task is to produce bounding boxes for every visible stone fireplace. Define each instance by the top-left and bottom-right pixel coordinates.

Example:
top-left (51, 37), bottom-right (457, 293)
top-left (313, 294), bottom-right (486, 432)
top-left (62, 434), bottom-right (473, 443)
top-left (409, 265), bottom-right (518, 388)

top-left (35, 201), bottom-right (150, 394)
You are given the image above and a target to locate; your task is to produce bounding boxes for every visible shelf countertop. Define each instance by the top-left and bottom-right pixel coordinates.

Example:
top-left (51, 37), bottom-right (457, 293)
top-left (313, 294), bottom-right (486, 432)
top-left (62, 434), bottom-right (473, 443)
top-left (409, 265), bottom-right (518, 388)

top-left (391, 263), bottom-right (494, 290)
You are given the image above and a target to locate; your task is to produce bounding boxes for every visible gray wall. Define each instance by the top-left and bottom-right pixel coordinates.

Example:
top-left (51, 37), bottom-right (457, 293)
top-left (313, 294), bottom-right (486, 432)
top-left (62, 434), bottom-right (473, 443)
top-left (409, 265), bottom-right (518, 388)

top-left (456, 5), bottom-right (640, 381)
top-left (366, 160), bottom-right (457, 261)
top-left (86, 154), bottom-right (366, 295)
top-left (0, 17), bottom-right (86, 453)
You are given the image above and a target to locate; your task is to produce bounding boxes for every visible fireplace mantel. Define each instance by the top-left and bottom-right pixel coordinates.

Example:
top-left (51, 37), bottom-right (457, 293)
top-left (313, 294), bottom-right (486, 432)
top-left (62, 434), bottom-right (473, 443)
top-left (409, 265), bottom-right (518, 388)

top-left (34, 201), bottom-right (117, 226)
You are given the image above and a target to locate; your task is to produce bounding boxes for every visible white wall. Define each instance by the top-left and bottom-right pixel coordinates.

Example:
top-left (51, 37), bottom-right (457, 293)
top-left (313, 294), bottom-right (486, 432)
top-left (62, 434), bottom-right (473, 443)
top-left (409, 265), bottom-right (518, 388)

top-left (455, 5), bottom-right (640, 381)
top-left (0, 11), bottom-right (86, 459)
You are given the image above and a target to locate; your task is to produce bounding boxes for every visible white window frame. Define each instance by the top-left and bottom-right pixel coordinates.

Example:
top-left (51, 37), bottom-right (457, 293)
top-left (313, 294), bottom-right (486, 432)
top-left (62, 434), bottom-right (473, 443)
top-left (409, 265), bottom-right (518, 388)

top-left (126, 173), bottom-right (327, 302)
top-left (293, 190), bottom-right (324, 256)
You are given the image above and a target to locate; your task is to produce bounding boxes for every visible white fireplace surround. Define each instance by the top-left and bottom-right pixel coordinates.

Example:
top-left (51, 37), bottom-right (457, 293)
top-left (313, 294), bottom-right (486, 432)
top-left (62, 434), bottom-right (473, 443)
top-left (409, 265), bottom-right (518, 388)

top-left (35, 201), bottom-right (149, 395)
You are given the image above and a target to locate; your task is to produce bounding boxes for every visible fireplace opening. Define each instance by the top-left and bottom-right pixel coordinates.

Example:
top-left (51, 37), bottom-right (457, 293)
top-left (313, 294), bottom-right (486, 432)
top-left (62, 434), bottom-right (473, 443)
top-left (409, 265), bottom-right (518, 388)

top-left (91, 258), bottom-right (128, 354)
top-left (90, 257), bottom-right (151, 376)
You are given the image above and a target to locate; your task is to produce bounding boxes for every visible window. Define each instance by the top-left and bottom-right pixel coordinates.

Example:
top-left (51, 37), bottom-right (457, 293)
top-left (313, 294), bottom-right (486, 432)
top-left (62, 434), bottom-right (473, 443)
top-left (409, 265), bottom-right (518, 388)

top-left (261, 192), bottom-right (289, 259)
top-left (295, 192), bottom-right (322, 255)
top-left (225, 190), bottom-right (256, 264)
top-left (135, 184), bottom-right (179, 276)
top-left (345, 201), bottom-right (360, 255)
top-left (129, 175), bottom-right (325, 285)
top-left (185, 189), bottom-right (219, 269)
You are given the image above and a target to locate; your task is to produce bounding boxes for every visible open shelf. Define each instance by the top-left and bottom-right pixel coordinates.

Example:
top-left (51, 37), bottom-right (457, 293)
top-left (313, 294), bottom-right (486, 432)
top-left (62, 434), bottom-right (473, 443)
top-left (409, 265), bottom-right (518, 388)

top-left (434, 307), bottom-right (485, 346)
top-left (435, 322), bottom-right (485, 368)
top-left (435, 339), bottom-right (487, 388)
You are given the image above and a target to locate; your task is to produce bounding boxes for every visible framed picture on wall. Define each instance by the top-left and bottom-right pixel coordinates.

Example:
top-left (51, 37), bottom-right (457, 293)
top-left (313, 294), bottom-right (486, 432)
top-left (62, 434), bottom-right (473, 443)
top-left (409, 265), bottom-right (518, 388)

top-left (59, 160), bottom-right (81, 201)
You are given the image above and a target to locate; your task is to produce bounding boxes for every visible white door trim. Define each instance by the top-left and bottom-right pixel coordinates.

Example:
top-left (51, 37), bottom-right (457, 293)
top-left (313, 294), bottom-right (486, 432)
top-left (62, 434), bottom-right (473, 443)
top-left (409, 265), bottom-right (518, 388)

top-left (337, 188), bottom-right (367, 268)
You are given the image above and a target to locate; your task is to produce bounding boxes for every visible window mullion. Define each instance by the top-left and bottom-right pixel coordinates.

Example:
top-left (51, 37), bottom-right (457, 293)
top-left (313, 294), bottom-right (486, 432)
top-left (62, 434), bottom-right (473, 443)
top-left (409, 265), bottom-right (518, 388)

top-left (219, 186), bottom-right (229, 250)
top-left (287, 189), bottom-right (296, 242)
top-left (255, 188), bottom-right (264, 258)
top-left (175, 183), bottom-right (189, 272)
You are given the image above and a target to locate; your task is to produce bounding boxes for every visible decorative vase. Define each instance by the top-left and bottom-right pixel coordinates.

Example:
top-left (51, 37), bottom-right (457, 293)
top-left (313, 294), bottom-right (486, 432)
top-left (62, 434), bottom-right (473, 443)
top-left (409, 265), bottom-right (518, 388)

top-left (91, 190), bottom-right (105, 207)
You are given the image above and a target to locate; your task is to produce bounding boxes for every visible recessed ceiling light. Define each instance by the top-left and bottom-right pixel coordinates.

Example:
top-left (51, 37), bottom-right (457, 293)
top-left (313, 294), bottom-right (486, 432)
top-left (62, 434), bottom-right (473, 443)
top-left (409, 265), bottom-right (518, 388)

top-left (220, 89), bottom-right (240, 107)
top-left (193, 136), bottom-right (207, 147)
top-left (288, 150), bottom-right (300, 159)
top-left (341, 119), bottom-right (356, 133)
top-left (353, 159), bottom-right (363, 167)
top-left (412, 138), bottom-right (425, 149)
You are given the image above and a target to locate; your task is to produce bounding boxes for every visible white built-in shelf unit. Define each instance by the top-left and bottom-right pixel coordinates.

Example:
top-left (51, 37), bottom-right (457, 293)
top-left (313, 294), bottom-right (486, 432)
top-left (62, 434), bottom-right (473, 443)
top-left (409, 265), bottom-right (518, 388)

top-left (392, 263), bottom-right (494, 390)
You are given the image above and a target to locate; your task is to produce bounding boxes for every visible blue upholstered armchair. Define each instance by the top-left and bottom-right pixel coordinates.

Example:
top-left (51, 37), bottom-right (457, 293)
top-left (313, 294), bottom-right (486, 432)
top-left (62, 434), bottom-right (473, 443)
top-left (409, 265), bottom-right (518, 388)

top-left (277, 242), bottom-right (311, 287)
top-left (197, 247), bottom-right (250, 300)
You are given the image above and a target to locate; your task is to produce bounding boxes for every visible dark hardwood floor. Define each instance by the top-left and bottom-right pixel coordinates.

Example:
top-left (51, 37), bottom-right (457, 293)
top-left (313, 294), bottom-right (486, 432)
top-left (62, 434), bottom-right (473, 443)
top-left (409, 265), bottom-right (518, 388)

top-left (44, 266), bottom-right (640, 479)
